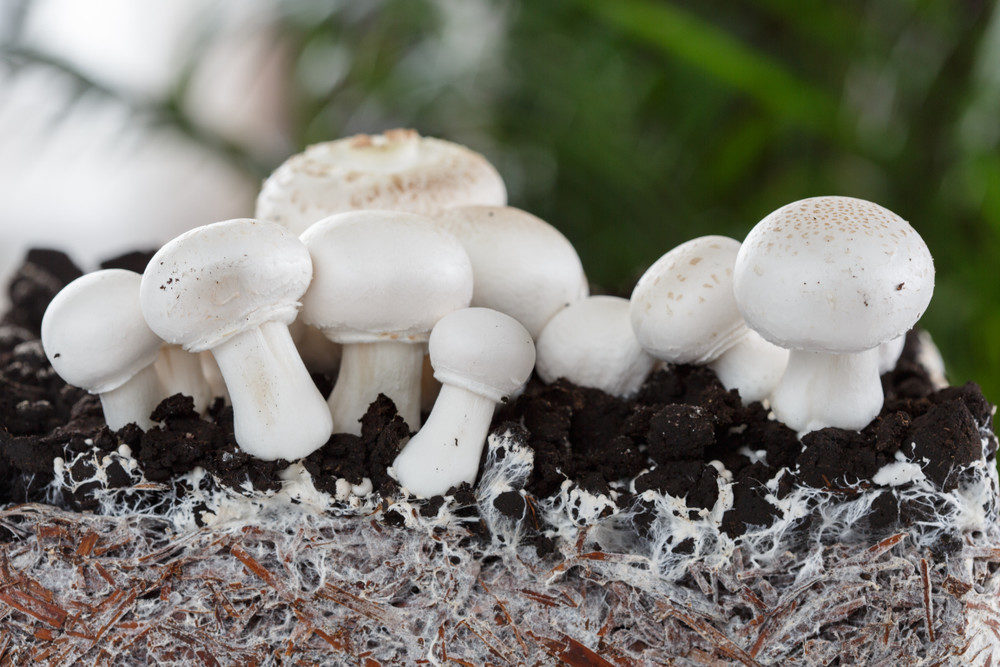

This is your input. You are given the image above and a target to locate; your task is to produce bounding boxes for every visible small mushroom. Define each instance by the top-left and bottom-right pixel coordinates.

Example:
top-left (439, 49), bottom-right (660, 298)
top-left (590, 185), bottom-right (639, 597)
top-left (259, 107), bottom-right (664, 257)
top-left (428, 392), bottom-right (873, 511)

top-left (299, 210), bottom-right (473, 435)
top-left (733, 197), bottom-right (934, 434)
top-left (392, 308), bottom-right (535, 498)
top-left (536, 295), bottom-right (654, 397)
top-left (41, 269), bottom-right (164, 430)
top-left (154, 345), bottom-right (213, 412)
top-left (140, 219), bottom-right (332, 460)
top-left (877, 334), bottom-right (906, 374)
top-left (256, 129), bottom-right (507, 236)
top-left (630, 236), bottom-right (789, 403)
top-left (435, 205), bottom-right (589, 339)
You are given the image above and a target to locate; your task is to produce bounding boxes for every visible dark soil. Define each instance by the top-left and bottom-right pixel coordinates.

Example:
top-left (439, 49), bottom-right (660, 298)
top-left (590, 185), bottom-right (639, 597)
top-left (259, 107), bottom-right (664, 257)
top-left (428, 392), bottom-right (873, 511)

top-left (0, 248), bottom-right (995, 551)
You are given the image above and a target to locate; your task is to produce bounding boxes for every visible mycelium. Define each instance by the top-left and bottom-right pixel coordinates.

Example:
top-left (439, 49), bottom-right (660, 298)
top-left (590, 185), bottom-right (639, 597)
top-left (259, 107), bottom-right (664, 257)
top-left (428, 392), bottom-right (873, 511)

top-left (630, 235), bottom-right (789, 403)
top-left (41, 269), bottom-right (164, 430)
top-left (153, 345), bottom-right (213, 413)
top-left (299, 210), bottom-right (473, 435)
top-left (139, 219), bottom-right (332, 460)
top-left (535, 295), bottom-right (654, 397)
top-left (434, 205), bottom-right (589, 339)
top-left (733, 196), bottom-right (935, 434)
top-left (392, 308), bottom-right (535, 498)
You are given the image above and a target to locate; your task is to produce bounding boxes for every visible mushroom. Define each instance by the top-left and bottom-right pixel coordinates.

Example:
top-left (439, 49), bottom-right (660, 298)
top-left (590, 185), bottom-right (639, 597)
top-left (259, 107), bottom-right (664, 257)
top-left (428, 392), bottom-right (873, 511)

top-left (140, 219), bottom-right (332, 460)
top-left (41, 269), bottom-right (165, 430)
top-left (256, 129), bottom-right (507, 236)
top-left (434, 205), bottom-right (589, 339)
top-left (199, 351), bottom-right (230, 403)
top-left (299, 210), bottom-right (473, 435)
top-left (154, 345), bottom-right (213, 412)
top-left (630, 236), bottom-right (789, 403)
top-left (877, 334), bottom-right (906, 374)
top-left (256, 129), bottom-right (506, 371)
top-left (733, 196), bottom-right (934, 434)
top-left (536, 295), bottom-right (654, 397)
top-left (392, 308), bottom-right (535, 498)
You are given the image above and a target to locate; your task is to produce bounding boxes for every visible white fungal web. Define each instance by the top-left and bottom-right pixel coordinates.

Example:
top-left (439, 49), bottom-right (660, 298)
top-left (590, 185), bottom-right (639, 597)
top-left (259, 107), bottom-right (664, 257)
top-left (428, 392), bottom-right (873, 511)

top-left (1, 408), bottom-right (994, 664)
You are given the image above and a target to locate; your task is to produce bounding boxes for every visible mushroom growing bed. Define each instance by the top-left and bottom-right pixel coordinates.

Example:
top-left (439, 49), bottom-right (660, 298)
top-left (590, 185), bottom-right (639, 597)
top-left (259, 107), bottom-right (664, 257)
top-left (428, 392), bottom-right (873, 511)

top-left (0, 247), bottom-right (998, 664)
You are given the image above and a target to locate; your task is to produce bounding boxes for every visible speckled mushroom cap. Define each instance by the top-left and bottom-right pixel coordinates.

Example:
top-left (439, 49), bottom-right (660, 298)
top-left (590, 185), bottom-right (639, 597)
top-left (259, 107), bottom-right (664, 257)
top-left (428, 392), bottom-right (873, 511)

top-left (140, 219), bottom-right (313, 353)
top-left (299, 210), bottom-right (473, 343)
top-left (733, 196), bottom-right (934, 353)
top-left (256, 129), bottom-right (507, 235)
top-left (42, 269), bottom-right (163, 394)
top-left (428, 307), bottom-right (535, 403)
top-left (435, 205), bottom-right (589, 338)
top-left (630, 236), bottom-right (745, 364)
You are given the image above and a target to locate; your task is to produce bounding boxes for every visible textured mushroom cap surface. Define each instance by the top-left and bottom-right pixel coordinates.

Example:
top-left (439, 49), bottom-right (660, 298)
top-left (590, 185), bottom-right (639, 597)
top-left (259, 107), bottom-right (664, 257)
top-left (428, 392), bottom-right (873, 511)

top-left (300, 210), bottom-right (473, 343)
top-left (630, 236), bottom-right (744, 364)
top-left (141, 219), bottom-right (313, 352)
top-left (537, 296), bottom-right (654, 397)
top-left (256, 129), bottom-right (507, 235)
top-left (429, 307), bottom-right (535, 402)
top-left (435, 206), bottom-right (589, 339)
top-left (42, 269), bottom-right (162, 394)
top-left (734, 197), bottom-right (934, 352)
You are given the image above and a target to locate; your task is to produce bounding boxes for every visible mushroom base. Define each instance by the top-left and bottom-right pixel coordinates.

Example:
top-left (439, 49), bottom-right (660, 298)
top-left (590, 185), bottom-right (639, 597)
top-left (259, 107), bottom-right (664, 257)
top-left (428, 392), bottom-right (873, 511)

top-left (328, 340), bottom-right (424, 435)
top-left (98, 363), bottom-right (164, 431)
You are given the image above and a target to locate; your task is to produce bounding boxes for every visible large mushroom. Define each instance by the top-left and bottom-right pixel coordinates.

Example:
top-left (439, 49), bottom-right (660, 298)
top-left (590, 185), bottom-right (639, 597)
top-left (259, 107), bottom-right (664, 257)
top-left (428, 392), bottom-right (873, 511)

top-left (256, 129), bottom-right (507, 371)
top-left (733, 197), bottom-right (934, 434)
top-left (630, 236), bottom-right (789, 403)
top-left (42, 269), bottom-right (164, 430)
top-left (140, 219), bottom-right (332, 460)
top-left (299, 210), bottom-right (473, 435)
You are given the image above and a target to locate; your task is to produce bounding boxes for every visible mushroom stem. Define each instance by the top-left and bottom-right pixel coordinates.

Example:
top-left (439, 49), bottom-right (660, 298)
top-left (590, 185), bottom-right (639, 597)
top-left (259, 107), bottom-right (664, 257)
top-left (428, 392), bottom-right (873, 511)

top-left (769, 348), bottom-right (882, 435)
top-left (211, 321), bottom-right (332, 460)
top-left (329, 341), bottom-right (424, 435)
top-left (99, 363), bottom-right (164, 431)
top-left (200, 351), bottom-right (230, 404)
top-left (708, 330), bottom-right (789, 403)
top-left (392, 384), bottom-right (496, 498)
top-left (155, 345), bottom-right (213, 412)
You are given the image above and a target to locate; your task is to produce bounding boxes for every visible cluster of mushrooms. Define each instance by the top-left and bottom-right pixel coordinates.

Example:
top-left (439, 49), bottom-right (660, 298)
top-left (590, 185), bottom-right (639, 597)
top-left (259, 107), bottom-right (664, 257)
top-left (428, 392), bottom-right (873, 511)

top-left (39, 130), bottom-right (935, 499)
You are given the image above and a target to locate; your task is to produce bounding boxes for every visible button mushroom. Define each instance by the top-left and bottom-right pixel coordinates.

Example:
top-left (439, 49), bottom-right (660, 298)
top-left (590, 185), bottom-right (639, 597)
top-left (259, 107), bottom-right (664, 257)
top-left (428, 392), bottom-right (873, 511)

top-left (434, 205), bottom-right (589, 339)
top-left (256, 129), bottom-right (507, 236)
top-left (536, 295), bottom-right (654, 397)
top-left (630, 236), bottom-right (789, 403)
top-left (299, 210), bottom-right (473, 435)
top-left (392, 308), bottom-right (535, 498)
top-left (41, 269), bottom-right (165, 430)
top-left (140, 219), bottom-right (332, 460)
top-left (733, 196), bottom-right (934, 434)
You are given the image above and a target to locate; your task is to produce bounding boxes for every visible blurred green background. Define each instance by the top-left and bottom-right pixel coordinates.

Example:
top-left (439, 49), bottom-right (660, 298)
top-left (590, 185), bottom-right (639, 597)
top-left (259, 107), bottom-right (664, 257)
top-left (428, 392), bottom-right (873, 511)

top-left (3, 0), bottom-right (999, 404)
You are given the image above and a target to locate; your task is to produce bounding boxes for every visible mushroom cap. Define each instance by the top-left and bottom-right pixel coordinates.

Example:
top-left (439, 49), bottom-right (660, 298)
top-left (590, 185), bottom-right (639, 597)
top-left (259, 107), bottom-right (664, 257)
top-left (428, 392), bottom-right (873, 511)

top-left (435, 206), bottom-right (589, 338)
top-left (537, 296), bottom-right (654, 397)
top-left (42, 269), bottom-right (162, 394)
top-left (140, 219), bottom-right (313, 352)
top-left (429, 307), bottom-right (535, 402)
top-left (734, 197), bottom-right (934, 353)
top-left (630, 235), bottom-right (745, 364)
top-left (256, 129), bottom-right (507, 235)
top-left (299, 210), bottom-right (473, 343)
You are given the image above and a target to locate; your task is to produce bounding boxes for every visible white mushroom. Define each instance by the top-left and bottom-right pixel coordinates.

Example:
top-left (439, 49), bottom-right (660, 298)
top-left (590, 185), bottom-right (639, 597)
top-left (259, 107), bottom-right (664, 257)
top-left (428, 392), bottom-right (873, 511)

top-left (630, 236), bottom-right (789, 403)
top-left (199, 351), bottom-right (230, 404)
top-left (140, 219), bottom-right (332, 460)
top-left (435, 205), bottom-right (589, 339)
top-left (877, 334), bottom-right (906, 374)
top-left (154, 345), bottom-right (213, 412)
top-left (256, 129), bottom-right (506, 371)
top-left (392, 308), bottom-right (535, 498)
top-left (536, 295), bottom-right (654, 397)
top-left (299, 210), bottom-right (473, 435)
top-left (733, 197), bottom-right (934, 434)
top-left (41, 269), bottom-right (164, 430)
top-left (256, 129), bottom-right (507, 235)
